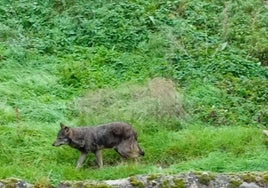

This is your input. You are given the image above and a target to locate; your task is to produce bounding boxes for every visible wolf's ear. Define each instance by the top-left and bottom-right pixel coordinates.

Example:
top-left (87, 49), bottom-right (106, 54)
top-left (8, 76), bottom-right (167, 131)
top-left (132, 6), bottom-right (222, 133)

top-left (60, 123), bottom-right (70, 135)
top-left (60, 122), bottom-right (66, 129)
top-left (64, 127), bottom-right (70, 134)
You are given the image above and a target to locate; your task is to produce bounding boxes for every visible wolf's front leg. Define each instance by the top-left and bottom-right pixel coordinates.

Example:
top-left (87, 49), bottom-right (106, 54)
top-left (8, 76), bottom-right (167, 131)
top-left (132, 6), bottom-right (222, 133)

top-left (76, 152), bottom-right (87, 169)
top-left (95, 150), bottom-right (103, 168)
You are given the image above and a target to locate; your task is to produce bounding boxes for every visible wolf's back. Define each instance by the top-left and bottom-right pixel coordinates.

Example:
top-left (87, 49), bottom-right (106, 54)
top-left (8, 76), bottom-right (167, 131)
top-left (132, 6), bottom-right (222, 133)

top-left (102, 122), bottom-right (136, 139)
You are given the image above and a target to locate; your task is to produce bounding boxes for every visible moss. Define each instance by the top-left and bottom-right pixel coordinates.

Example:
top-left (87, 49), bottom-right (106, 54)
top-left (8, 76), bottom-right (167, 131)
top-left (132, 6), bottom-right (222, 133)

top-left (241, 173), bottom-right (256, 183)
top-left (84, 182), bottom-right (110, 188)
top-left (195, 172), bottom-right (215, 186)
top-left (160, 179), bottom-right (170, 188)
top-left (229, 179), bottom-right (243, 188)
top-left (84, 183), bottom-right (111, 188)
top-left (129, 176), bottom-right (145, 188)
top-left (97, 184), bottom-right (111, 188)
top-left (0, 178), bottom-right (23, 188)
top-left (198, 175), bottom-right (211, 186)
top-left (172, 178), bottom-right (185, 188)
top-left (60, 181), bottom-right (111, 188)
top-left (147, 174), bottom-right (161, 181)
top-left (69, 182), bottom-right (84, 188)
top-left (260, 173), bottom-right (268, 184)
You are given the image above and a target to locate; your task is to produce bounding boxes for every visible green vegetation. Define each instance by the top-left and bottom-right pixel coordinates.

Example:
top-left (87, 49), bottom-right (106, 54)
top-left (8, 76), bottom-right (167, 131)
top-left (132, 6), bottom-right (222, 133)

top-left (195, 172), bottom-right (215, 186)
top-left (0, 0), bottom-right (267, 186)
top-left (173, 178), bottom-right (185, 188)
top-left (229, 178), bottom-right (243, 188)
top-left (129, 176), bottom-right (145, 188)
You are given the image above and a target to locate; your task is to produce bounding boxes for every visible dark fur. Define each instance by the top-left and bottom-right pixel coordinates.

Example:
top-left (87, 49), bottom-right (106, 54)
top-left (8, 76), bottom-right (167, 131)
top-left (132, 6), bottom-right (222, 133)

top-left (52, 122), bottom-right (144, 168)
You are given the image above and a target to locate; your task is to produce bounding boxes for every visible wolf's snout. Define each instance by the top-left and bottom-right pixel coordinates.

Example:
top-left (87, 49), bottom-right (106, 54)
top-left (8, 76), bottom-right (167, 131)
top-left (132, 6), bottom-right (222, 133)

top-left (52, 141), bottom-right (59, 146)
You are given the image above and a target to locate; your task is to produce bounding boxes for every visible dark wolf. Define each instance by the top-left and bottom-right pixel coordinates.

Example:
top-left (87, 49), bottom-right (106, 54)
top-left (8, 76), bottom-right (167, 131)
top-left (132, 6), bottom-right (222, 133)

top-left (52, 122), bottom-right (145, 168)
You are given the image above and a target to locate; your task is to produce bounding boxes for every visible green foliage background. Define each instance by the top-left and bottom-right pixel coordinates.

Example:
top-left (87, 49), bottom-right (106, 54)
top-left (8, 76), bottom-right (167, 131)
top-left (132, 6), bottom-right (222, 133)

top-left (0, 0), bottom-right (267, 186)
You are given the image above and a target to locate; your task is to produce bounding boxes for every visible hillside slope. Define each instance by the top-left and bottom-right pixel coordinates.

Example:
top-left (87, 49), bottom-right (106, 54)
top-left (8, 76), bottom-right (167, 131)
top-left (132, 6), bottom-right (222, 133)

top-left (0, 0), bottom-right (267, 125)
top-left (0, 0), bottom-right (267, 185)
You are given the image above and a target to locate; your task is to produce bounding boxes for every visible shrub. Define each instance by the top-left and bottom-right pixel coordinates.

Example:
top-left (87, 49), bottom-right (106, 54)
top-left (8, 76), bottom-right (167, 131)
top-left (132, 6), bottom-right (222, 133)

top-left (74, 78), bottom-right (186, 131)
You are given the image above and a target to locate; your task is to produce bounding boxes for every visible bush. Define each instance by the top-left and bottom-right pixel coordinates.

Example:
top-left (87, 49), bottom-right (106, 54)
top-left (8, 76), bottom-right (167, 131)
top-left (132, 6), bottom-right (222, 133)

top-left (74, 78), bottom-right (186, 131)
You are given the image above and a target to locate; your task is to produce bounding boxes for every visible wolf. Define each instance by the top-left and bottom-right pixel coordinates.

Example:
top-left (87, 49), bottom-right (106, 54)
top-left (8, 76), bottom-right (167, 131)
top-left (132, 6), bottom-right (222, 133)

top-left (52, 122), bottom-right (145, 168)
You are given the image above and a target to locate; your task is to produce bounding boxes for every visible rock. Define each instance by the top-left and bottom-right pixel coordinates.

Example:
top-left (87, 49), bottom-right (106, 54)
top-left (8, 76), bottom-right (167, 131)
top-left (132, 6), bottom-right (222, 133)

top-left (240, 182), bottom-right (260, 188)
top-left (105, 178), bottom-right (131, 188)
top-left (189, 182), bottom-right (199, 188)
top-left (1, 172), bottom-right (268, 188)
top-left (0, 178), bottom-right (33, 188)
top-left (15, 180), bottom-right (27, 188)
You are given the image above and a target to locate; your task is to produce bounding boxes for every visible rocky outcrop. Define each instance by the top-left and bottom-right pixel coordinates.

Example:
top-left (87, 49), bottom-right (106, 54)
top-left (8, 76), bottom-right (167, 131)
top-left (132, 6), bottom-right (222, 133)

top-left (1, 172), bottom-right (268, 188)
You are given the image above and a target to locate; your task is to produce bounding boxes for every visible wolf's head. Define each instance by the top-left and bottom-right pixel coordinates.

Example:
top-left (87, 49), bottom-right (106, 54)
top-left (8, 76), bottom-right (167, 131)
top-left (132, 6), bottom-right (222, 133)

top-left (52, 123), bottom-right (71, 146)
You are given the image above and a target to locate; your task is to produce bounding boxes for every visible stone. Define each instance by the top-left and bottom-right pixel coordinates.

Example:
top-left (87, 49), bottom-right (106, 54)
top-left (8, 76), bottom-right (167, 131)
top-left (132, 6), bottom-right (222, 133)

top-left (239, 182), bottom-right (260, 188)
top-left (1, 172), bottom-right (268, 187)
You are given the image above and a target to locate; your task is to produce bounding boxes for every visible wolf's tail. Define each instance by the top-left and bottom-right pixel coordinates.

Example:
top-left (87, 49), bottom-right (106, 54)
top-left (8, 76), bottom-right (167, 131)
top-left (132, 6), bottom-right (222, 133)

top-left (139, 149), bottom-right (145, 156)
top-left (138, 144), bottom-right (145, 156)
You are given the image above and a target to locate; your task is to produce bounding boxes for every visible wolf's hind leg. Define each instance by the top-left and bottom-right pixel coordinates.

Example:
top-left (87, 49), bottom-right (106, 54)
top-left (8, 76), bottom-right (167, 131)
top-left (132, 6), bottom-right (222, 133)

top-left (76, 152), bottom-right (87, 169)
top-left (95, 150), bottom-right (103, 168)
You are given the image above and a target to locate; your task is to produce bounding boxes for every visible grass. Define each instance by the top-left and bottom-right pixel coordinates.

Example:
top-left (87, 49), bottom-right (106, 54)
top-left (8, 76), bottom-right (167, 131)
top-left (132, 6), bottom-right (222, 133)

top-left (0, 122), bottom-right (267, 186)
top-left (0, 0), bottom-right (268, 186)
